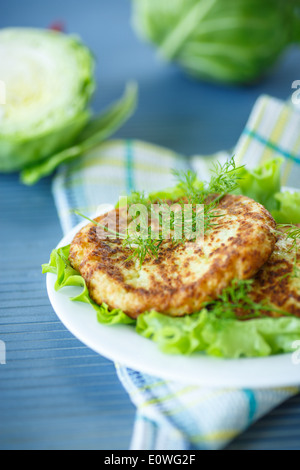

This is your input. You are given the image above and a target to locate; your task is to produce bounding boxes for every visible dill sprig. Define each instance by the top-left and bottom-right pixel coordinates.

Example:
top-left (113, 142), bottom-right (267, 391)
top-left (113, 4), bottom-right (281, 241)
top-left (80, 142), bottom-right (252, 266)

top-left (74, 156), bottom-right (245, 267)
top-left (73, 208), bottom-right (163, 267)
top-left (208, 157), bottom-right (244, 195)
top-left (206, 279), bottom-right (291, 320)
top-left (127, 190), bottom-right (149, 206)
top-left (72, 210), bottom-right (124, 239)
top-left (123, 234), bottom-right (164, 266)
top-left (278, 224), bottom-right (300, 251)
top-left (173, 156), bottom-right (245, 235)
top-left (173, 156), bottom-right (244, 203)
top-left (122, 206), bottom-right (164, 266)
top-left (277, 224), bottom-right (300, 279)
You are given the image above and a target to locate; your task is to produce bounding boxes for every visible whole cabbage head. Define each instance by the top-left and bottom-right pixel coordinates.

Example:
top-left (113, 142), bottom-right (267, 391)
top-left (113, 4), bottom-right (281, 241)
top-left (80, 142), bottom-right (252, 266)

top-left (132, 0), bottom-right (300, 84)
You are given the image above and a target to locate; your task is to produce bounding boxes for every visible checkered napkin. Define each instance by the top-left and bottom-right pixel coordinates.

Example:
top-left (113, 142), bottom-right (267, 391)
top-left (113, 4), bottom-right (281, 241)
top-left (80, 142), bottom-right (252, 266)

top-left (52, 95), bottom-right (300, 450)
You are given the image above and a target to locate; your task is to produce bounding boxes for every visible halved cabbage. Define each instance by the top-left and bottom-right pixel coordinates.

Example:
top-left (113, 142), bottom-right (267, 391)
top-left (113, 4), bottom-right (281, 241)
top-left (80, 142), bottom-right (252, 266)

top-left (0, 28), bottom-right (95, 172)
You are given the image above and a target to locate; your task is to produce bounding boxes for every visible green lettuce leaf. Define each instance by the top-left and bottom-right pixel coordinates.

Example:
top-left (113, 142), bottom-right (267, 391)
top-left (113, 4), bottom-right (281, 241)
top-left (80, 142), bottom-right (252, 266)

top-left (118, 179), bottom-right (204, 208)
top-left (43, 246), bottom-right (135, 326)
top-left (237, 157), bottom-right (283, 212)
top-left (271, 191), bottom-right (300, 224)
top-left (233, 156), bottom-right (300, 223)
top-left (43, 245), bottom-right (300, 358)
top-left (137, 310), bottom-right (300, 358)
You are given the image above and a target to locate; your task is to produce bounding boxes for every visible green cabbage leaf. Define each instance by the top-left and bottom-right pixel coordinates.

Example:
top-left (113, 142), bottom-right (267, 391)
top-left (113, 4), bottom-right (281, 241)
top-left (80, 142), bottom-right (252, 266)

top-left (21, 83), bottom-right (138, 185)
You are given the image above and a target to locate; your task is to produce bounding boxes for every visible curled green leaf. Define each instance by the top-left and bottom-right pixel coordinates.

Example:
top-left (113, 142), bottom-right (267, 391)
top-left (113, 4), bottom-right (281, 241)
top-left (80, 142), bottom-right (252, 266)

top-left (21, 82), bottom-right (138, 185)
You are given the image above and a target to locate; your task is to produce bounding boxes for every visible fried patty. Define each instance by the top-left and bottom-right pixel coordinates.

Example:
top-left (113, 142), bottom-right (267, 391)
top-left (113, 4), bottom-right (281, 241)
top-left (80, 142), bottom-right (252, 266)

top-left (69, 194), bottom-right (277, 319)
top-left (244, 228), bottom-right (300, 318)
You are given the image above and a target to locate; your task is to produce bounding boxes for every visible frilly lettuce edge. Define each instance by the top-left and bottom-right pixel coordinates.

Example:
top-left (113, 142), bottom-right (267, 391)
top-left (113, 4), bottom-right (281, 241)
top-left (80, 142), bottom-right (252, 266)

top-left (43, 245), bottom-right (300, 358)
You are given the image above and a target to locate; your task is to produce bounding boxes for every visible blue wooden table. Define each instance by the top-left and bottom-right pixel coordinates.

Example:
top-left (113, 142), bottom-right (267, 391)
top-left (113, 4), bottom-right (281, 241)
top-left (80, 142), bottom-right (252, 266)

top-left (1, 0), bottom-right (300, 450)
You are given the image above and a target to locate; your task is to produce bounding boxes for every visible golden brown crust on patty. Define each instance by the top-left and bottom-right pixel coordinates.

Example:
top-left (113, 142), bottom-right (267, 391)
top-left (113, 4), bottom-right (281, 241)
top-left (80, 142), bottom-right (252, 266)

top-left (244, 229), bottom-right (300, 318)
top-left (69, 194), bottom-right (277, 319)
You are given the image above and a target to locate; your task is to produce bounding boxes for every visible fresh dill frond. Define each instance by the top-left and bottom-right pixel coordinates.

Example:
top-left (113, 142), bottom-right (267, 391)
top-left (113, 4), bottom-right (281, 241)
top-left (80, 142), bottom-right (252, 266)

top-left (277, 224), bottom-right (300, 279)
top-left (73, 208), bottom-right (164, 267)
top-left (172, 169), bottom-right (199, 201)
top-left (74, 157), bottom-right (246, 267)
top-left (206, 279), bottom-right (291, 320)
top-left (72, 210), bottom-right (124, 239)
top-left (123, 204), bottom-right (164, 266)
top-left (123, 233), bottom-right (163, 267)
top-left (278, 224), bottom-right (300, 251)
top-left (173, 156), bottom-right (245, 236)
top-left (174, 156), bottom-right (244, 203)
top-left (128, 190), bottom-right (149, 206)
top-left (208, 156), bottom-right (244, 195)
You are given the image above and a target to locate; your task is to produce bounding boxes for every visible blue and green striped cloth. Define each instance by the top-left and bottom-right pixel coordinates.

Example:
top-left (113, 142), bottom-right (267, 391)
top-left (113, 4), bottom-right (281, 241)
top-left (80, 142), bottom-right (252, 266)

top-left (52, 95), bottom-right (300, 450)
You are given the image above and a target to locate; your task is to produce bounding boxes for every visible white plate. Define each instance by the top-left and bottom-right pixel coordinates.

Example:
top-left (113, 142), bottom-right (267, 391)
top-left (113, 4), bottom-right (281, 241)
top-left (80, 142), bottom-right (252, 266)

top-left (47, 203), bottom-right (300, 389)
